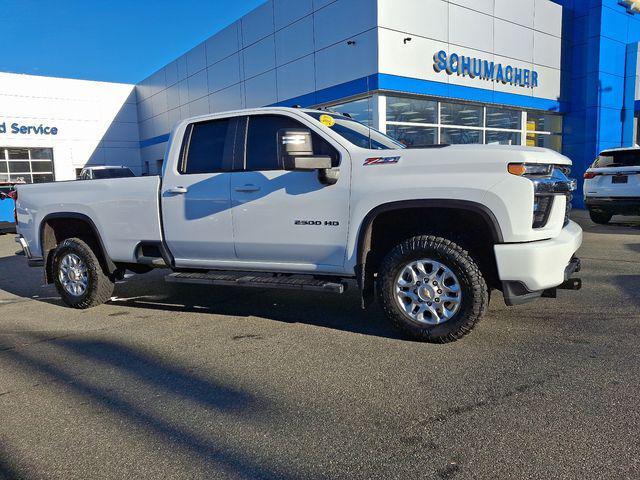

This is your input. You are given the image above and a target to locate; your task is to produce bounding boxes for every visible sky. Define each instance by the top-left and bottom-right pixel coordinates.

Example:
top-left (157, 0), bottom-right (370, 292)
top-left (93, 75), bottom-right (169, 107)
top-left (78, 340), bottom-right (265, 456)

top-left (0, 0), bottom-right (265, 84)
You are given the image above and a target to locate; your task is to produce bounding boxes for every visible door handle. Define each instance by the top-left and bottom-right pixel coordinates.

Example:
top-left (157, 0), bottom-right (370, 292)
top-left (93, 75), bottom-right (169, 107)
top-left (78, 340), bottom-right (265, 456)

top-left (234, 184), bottom-right (261, 193)
top-left (165, 186), bottom-right (188, 195)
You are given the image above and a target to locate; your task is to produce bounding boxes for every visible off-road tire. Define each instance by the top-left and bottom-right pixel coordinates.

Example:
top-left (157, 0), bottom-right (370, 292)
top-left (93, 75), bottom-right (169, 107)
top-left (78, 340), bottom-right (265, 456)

top-left (589, 209), bottom-right (612, 225)
top-left (378, 235), bottom-right (488, 343)
top-left (52, 237), bottom-right (114, 309)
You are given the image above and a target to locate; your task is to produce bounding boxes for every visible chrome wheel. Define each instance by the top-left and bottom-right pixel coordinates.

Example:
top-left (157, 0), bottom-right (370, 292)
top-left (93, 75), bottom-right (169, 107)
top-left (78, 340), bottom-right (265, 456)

top-left (58, 253), bottom-right (89, 297)
top-left (394, 258), bottom-right (462, 325)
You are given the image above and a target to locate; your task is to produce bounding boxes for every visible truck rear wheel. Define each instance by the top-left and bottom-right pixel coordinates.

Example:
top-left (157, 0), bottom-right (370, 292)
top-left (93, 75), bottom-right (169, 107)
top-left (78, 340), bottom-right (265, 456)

top-left (378, 235), bottom-right (488, 343)
top-left (52, 237), bottom-right (114, 309)
top-left (588, 209), bottom-right (612, 224)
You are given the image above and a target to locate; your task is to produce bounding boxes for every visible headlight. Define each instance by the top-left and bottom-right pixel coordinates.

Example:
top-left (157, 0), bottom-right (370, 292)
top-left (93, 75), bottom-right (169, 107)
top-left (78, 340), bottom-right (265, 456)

top-left (507, 163), bottom-right (553, 177)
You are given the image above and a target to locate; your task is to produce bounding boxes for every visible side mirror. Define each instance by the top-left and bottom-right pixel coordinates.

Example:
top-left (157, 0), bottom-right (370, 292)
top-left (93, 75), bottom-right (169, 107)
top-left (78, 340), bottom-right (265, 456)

top-left (278, 129), bottom-right (332, 171)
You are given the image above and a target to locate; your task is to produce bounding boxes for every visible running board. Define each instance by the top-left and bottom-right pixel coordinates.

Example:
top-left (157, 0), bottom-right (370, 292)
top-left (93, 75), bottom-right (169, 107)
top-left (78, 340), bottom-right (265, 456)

top-left (165, 271), bottom-right (346, 294)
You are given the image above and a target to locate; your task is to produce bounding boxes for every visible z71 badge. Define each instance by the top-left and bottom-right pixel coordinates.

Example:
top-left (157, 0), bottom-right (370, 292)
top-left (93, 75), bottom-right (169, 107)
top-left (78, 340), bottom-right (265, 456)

top-left (363, 156), bottom-right (401, 166)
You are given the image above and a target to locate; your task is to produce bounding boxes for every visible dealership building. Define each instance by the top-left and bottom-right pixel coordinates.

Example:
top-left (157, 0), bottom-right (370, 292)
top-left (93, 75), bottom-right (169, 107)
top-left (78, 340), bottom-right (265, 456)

top-left (0, 0), bottom-right (639, 204)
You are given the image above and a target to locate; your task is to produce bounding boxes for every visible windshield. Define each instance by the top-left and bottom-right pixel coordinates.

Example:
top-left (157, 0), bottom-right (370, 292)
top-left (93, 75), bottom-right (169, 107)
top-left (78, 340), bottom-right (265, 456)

top-left (304, 111), bottom-right (405, 150)
top-left (593, 151), bottom-right (640, 168)
top-left (92, 168), bottom-right (135, 179)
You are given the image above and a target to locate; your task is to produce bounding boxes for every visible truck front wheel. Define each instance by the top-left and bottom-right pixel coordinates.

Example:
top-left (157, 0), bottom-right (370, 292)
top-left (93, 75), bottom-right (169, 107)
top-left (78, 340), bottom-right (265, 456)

top-left (378, 235), bottom-right (488, 343)
top-left (52, 237), bottom-right (114, 309)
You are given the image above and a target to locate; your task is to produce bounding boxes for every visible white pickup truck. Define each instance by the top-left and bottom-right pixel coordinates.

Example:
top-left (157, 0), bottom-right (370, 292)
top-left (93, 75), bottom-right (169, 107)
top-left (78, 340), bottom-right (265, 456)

top-left (15, 107), bottom-right (582, 343)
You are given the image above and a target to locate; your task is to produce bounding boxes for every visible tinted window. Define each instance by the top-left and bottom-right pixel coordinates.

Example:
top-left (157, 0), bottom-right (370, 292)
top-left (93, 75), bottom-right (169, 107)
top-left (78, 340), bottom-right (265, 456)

top-left (245, 115), bottom-right (340, 170)
top-left (304, 112), bottom-right (404, 150)
top-left (593, 151), bottom-right (640, 168)
top-left (182, 118), bottom-right (234, 174)
top-left (93, 168), bottom-right (135, 179)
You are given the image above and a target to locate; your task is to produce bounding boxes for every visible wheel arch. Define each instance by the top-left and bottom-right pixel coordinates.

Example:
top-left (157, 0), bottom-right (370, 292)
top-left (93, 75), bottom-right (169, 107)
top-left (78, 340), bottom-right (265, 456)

top-left (40, 212), bottom-right (117, 283)
top-left (355, 199), bottom-right (504, 308)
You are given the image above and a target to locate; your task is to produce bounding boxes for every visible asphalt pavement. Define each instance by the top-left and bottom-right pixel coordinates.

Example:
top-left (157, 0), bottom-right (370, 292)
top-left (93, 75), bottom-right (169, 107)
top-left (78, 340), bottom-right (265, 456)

top-left (0, 210), bottom-right (639, 479)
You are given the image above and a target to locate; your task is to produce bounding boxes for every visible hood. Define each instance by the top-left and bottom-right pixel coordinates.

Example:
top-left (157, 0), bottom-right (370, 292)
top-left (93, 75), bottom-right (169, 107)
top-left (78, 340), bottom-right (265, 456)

top-left (376, 144), bottom-right (571, 167)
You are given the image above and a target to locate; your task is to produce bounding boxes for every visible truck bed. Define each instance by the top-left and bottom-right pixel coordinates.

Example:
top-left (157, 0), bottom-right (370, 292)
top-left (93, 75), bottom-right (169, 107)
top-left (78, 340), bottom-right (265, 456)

top-left (16, 176), bottom-right (163, 263)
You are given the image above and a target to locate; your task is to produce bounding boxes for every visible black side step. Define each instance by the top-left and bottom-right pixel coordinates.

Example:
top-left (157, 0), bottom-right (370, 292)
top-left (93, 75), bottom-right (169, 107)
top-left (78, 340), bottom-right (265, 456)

top-left (165, 271), bottom-right (346, 294)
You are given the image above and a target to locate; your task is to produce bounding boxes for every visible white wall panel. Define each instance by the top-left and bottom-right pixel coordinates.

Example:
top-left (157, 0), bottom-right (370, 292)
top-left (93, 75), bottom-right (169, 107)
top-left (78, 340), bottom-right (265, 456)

top-left (275, 16), bottom-right (315, 66)
top-left (104, 122), bottom-right (140, 142)
top-left (166, 83), bottom-right (180, 110)
top-left (188, 96), bottom-right (210, 117)
top-left (531, 64), bottom-right (561, 100)
top-left (186, 43), bottom-right (207, 76)
top-left (243, 35), bottom-right (276, 78)
top-left (137, 99), bottom-right (153, 122)
top-left (167, 107), bottom-right (181, 131)
top-left (378, 28), bottom-right (448, 82)
top-left (378, 0), bottom-right (448, 42)
top-left (113, 102), bottom-right (139, 123)
top-left (207, 54), bottom-right (241, 93)
top-left (533, 31), bottom-right (562, 69)
top-left (274, 0), bottom-right (312, 30)
top-left (314, 0), bottom-right (377, 50)
top-left (177, 79), bottom-right (189, 106)
top-left (187, 69), bottom-right (208, 102)
top-left (151, 90), bottom-right (168, 117)
top-left (205, 22), bottom-right (241, 66)
top-left (449, 4), bottom-right (493, 53)
top-left (315, 29), bottom-right (377, 90)
top-left (241, 1), bottom-right (275, 46)
top-left (494, 19), bottom-right (534, 63)
top-left (244, 70), bottom-right (277, 107)
top-left (176, 55), bottom-right (188, 81)
top-left (448, 0), bottom-right (493, 15)
top-left (209, 83), bottom-right (244, 113)
top-left (277, 54), bottom-right (315, 101)
top-left (534, 0), bottom-right (563, 37)
top-left (165, 61), bottom-right (178, 87)
top-left (495, 0), bottom-right (535, 28)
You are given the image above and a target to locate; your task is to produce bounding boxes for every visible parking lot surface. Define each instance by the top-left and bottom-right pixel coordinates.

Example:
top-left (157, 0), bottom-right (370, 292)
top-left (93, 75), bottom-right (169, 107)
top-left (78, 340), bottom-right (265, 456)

top-left (0, 211), bottom-right (639, 479)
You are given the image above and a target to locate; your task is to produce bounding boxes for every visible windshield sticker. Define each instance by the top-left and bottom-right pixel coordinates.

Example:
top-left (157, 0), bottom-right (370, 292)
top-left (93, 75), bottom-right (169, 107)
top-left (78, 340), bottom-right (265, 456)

top-left (364, 156), bottom-right (401, 166)
top-left (319, 114), bottom-right (335, 127)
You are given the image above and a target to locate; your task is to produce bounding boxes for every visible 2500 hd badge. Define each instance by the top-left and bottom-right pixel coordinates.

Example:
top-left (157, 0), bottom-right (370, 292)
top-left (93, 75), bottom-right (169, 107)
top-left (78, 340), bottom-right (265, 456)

top-left (295, 220), bottom-right (340, 226)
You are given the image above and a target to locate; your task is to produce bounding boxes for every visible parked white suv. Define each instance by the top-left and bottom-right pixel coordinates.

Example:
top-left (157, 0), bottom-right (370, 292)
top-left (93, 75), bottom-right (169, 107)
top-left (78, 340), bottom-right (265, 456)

top-left (15, 107), bottom-right (582, 343)
top-left (584, 147), bottom-right (640, 224)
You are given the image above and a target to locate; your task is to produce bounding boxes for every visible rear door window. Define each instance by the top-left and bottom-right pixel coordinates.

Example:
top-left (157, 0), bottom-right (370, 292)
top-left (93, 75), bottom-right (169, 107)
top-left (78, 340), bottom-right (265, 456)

top-left (593, 151), bottom-right (640, 168)
top-left (180, 118), bottom-right (237, 174)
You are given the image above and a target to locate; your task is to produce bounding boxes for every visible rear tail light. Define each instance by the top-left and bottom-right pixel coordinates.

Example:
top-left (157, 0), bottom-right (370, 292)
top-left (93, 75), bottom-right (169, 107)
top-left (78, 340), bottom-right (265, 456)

top-left (583, 171), bottom-right (598, 179)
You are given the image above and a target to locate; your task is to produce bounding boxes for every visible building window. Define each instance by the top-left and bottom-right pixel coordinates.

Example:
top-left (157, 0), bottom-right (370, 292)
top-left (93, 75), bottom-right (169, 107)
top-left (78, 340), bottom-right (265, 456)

top-left (323, 97), bottom-right (373, 126)
top-left (381, 95), bottom-right (561, 151)
top-left (0, 147), bottom-right (55, 183)
top-left (526, 111), bottom-right (562, 152)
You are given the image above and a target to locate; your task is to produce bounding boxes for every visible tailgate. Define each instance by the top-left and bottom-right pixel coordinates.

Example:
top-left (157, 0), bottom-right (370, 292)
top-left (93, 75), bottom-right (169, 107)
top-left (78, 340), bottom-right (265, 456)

top-left (585, 167), bottom-right (640, 197)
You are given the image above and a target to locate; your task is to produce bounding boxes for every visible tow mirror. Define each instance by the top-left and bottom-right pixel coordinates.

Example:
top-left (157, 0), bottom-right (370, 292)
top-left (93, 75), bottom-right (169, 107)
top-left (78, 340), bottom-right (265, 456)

top-left (278, 129), bottom-right (332, 171)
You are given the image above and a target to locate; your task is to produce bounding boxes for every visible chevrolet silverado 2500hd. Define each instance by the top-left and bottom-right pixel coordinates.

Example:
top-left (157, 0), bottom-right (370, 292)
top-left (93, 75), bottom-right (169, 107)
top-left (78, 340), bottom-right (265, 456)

top-left (15, 107), bottom-right (582, 343)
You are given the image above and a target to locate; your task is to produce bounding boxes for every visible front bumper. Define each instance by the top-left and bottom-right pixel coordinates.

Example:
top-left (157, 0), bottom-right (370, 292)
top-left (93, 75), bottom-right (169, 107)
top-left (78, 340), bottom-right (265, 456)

top-left (15, 234), bottom-right (43, 267)
top-left (495, 220), bottom-right (583, 304)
